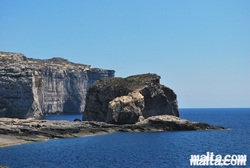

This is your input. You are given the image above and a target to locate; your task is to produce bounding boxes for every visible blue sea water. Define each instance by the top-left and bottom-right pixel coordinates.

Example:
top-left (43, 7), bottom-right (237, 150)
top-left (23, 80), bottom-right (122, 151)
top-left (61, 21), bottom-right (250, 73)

top-left (43, 114), bottom-right (83, 121)
top-left (0, 108), bottom-right (249, 168)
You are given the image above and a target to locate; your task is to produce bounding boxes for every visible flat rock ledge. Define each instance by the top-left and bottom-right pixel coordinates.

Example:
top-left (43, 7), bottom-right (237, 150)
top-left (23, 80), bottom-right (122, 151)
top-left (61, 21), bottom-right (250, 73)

top-left (0, 116), bottom-right (226, 147)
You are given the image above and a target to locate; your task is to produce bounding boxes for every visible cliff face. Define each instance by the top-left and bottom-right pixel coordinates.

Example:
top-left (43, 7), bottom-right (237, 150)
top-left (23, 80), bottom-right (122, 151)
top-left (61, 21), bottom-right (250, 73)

top-left (0, 52), bottom-right (114, 118)
top-left (84, 73), bottom-right (179, 124)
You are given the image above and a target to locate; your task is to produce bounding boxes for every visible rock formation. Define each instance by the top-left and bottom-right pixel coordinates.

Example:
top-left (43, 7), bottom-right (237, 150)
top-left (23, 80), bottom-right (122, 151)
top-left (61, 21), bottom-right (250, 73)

top-left (0, 116), bottom-right (226, 146)
top-left (84, 73), bottom-right (179, 124)
top-left (0, 52), bottom-right (114, 119)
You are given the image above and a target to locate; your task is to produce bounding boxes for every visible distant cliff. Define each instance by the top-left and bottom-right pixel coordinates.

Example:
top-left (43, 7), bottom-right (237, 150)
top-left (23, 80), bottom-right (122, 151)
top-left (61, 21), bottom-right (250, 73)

top-left (0, 52), bottom-right (114, 118)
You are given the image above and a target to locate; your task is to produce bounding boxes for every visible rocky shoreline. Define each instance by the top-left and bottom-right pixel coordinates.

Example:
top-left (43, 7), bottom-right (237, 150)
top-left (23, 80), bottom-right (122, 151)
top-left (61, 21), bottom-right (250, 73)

top-left (0, 54), bottom-right (227, 148)
top-left (0, 116), bottom-right (226, 147)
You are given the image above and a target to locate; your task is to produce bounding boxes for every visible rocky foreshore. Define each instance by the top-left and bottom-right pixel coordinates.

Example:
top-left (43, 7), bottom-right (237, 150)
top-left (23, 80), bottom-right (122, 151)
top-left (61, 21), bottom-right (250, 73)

top-left (0, 116), bottom-right (226, 147)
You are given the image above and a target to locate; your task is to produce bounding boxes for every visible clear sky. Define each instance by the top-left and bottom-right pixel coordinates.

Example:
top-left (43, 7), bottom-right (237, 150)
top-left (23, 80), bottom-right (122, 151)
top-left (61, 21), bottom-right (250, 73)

top-left (0, 0), bottom-right (249, 108)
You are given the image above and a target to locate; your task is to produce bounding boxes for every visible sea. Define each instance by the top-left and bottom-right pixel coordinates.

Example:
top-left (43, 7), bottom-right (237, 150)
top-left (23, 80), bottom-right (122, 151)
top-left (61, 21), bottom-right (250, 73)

top-left (0, 108), bottom-right (249, 168)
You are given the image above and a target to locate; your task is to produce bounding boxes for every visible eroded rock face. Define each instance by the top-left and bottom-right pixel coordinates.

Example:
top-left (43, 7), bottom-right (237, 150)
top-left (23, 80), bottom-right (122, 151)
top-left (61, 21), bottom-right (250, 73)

top-left (84, 73), bottom-right (179, 124)
top-left (106, 92), bottom-right (145, 124)
top-left (0, 52), bottom-right (114, 118)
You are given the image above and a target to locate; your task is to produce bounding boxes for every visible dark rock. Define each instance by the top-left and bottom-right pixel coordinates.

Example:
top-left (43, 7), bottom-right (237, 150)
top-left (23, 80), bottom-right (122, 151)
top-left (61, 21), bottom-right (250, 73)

top-left (74, 118), bottom-right (81, 122)
top-left (84, 73), bottom-right (179, 124)
top-left (0, 52), bottom-right (115, 118)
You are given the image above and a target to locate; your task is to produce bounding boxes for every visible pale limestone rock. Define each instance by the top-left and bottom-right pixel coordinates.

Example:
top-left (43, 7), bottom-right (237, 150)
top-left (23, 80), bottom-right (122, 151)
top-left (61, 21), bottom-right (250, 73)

top-left (0, 52), bottom-right (115, 118)
top-left (106, 92), bottom-right (144, 124)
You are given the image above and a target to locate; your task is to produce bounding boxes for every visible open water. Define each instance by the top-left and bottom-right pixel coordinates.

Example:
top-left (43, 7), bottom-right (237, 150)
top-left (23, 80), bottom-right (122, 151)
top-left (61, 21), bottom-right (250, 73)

top-left (43, 114), bottom-right (83, 121)
top-left (0, 108), bottom-right (249, 168)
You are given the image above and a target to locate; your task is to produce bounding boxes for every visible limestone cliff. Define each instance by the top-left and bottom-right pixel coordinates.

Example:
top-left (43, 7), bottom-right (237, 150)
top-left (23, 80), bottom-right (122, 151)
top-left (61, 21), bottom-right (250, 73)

top-left (0, 52), bottom-right (114, 118)
top-left (84, 73), bottom-right (179, 124)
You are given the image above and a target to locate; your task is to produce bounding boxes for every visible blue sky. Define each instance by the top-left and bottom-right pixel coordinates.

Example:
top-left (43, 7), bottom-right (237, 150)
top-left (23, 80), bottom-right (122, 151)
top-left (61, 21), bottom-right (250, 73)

top-left (1, 0), bottom-right (249, 108)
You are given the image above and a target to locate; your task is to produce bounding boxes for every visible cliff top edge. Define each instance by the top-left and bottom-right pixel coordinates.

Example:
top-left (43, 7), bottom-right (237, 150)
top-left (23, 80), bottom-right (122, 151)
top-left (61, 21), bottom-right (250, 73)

top-left (0, 51), bottom-right (114, 72)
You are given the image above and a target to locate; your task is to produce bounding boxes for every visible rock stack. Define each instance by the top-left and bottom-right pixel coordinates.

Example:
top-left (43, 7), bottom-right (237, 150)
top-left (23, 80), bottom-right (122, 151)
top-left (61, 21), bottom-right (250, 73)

top-left (84, 73), bottom-right (179, 124)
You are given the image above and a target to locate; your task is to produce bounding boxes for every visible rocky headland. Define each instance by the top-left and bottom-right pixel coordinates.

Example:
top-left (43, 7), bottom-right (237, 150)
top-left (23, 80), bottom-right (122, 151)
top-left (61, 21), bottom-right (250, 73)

top-left (0, 54), bottom-right (226, 147)
top-left (0, 52), bottom-right (114, 119)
